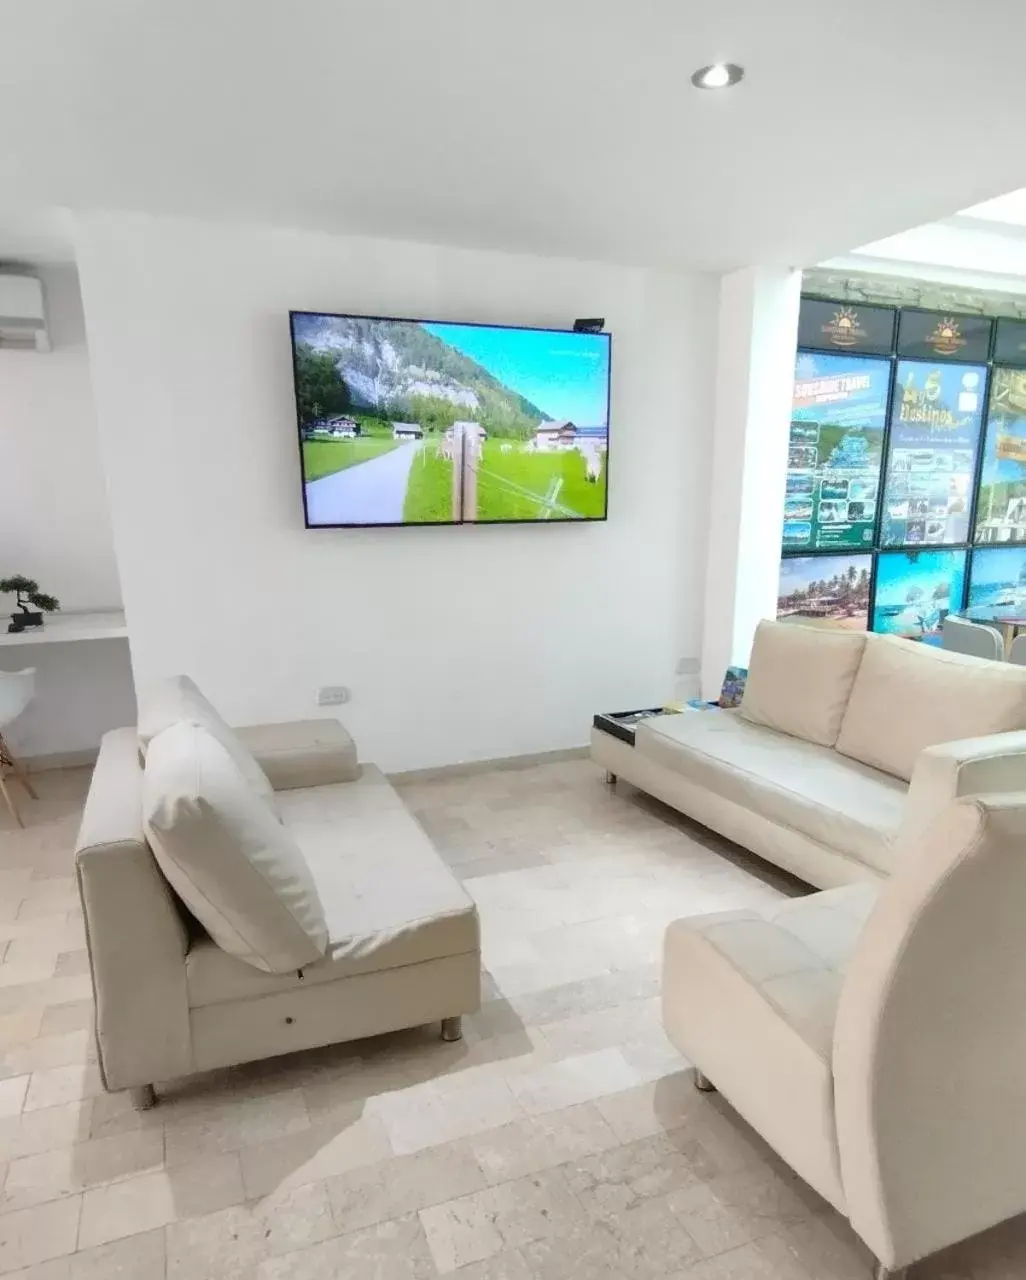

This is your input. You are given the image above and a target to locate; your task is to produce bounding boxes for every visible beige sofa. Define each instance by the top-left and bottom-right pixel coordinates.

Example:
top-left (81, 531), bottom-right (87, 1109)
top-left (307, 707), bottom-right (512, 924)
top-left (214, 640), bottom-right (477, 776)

top-left (76, 714), bottom-right (480, 1106)
top-left (592, 621), bottom-right (1026, 888)
top-left (663, 789), bottom-right (1026, 1279)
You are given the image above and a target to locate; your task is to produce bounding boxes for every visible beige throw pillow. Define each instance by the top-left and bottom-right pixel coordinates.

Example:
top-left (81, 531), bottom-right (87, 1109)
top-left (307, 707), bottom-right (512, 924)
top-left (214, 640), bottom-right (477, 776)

top-left (143, 722), bottom-right (328, 973)
top-left (138, 674), bottom-right (275, 806)
top-left (836, 634), bottom-right (1026, 781)
top-left (740, 619), bottom-right (867, 747)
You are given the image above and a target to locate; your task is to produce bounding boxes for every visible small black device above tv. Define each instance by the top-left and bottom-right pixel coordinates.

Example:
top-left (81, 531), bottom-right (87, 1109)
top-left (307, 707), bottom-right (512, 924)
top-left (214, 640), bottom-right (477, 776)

top-left (289, 312), bottom-right (612, 528)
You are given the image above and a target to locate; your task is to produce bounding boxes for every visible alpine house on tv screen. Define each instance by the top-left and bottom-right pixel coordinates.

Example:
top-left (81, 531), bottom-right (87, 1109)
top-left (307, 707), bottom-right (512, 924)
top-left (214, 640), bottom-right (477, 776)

top-left (290, 313), bottom-right (612, 527)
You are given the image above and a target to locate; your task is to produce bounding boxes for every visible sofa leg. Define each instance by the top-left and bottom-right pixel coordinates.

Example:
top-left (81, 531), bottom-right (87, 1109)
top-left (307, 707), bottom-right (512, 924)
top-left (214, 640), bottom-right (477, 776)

top-left (440, 1016), bottom-right (463, 1043)
top-left (874, 1267), bottom-right (906, 1280)
top-left (694, 1069), bottom-right (716, 1093)
top-left (604, 771), bottom-right (617, 786)
top-left (129, 1084), bottom-right (156, 1111)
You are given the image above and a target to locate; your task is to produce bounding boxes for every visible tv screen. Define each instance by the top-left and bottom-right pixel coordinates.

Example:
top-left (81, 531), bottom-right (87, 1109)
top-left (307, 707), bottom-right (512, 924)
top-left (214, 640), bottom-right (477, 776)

top-left (290, 313), bottom-right (611, 527)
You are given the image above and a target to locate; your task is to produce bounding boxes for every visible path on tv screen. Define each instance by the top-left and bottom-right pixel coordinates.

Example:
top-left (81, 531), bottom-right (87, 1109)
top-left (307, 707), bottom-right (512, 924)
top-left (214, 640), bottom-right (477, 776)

top-left (304, 436), bottom-right (606, 524)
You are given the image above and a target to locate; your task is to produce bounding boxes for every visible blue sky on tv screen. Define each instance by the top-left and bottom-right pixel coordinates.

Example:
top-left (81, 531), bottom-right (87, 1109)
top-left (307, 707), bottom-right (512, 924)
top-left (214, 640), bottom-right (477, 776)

top-left (423, 323), bottom-right (610, 427)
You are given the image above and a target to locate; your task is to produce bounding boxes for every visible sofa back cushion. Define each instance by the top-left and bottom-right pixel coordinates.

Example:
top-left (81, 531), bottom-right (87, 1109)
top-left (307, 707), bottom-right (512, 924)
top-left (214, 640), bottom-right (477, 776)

top-left (836, 634), bottom-right (1026, 781)
top-left (142, 721), bottom-right (328, 974)
top-left (138, 674), bottom-right (274, 806)
top-left (740, 620), bottom-right (867, 747)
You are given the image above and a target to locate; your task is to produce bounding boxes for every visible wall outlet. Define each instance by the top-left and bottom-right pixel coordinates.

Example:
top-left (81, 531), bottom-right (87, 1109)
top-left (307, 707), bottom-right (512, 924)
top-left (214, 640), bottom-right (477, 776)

top-left (676, 656), bottom-right (699, 676)
top-left (317, 686), bottom-right (351, 706)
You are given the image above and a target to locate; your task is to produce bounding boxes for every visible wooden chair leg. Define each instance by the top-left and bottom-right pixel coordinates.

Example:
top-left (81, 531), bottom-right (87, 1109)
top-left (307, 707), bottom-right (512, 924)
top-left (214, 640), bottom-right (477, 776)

top-left (0, 774), bottom-right (23, 828)
top-left (0, 735), bottom-right (35, 800)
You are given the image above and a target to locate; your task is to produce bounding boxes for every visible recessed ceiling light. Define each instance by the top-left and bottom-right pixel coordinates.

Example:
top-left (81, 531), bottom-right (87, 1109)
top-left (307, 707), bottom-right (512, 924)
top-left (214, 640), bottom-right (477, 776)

top-left (691, 63), bottom-right (744, 90)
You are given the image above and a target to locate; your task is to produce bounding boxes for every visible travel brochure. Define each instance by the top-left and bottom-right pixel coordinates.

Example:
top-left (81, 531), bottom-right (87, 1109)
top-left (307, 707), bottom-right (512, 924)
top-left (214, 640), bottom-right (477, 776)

top-left (784, 352), bottom-right (890, 550)
top-left (777, 553), bottom-right (872, 630)
top-left (975, 367), bottom-right (1026, 546)
top-left (872, 549), bottom-right (968, 646)
top-left (880, 361), bottom-right (986, 548)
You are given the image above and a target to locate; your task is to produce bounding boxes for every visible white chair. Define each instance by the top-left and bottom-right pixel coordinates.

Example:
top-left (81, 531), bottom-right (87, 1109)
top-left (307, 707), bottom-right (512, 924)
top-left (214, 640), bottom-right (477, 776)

top-left (0, 668), bottom-right (38, 826)
top-left (1009, 634), bottom-right (1026, 665)
top-left (942, 614), bottom-right (1004, 661)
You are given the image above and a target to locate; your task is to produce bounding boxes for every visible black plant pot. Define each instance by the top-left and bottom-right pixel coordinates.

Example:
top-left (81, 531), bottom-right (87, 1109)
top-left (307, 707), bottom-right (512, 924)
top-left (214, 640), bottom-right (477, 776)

top-left (8, 612), bottom-right (43, 634)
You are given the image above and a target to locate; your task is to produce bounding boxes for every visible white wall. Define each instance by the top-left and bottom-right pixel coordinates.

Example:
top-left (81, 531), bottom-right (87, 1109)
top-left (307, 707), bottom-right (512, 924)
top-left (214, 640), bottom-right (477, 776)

top-left (75, 212), bottom-right (717, 772)
top-left (701, 268), bottom-right (801, 698)
top-left (0, 264), bottom-right (135, 759)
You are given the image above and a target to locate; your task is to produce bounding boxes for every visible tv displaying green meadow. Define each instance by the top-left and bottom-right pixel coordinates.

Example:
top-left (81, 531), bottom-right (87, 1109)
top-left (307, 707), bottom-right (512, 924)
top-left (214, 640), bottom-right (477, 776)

top-left (290, 313), bottom-right (611, 527)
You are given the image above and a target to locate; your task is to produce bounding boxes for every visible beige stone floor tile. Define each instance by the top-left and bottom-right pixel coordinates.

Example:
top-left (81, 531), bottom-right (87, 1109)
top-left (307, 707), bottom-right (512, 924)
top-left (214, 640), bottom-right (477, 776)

top-left (468, 1102), bottom-right (619, 1185)
top-left (367, 1067), bottom-right (524, 1155)
top-left (506, 965), bottom-right (661, 1029)
top-left (506, 1048), bottom-right (641, 1116)
top-left (48, 959), bottom-right (86, 983)
top-left (166, 1181), bottom-right (335, 1278)
top-left (0, 1105), bottom-right (93, 1164)
top-left (256, 1212), bottom-right (435, 1280)
top-left (162, 1151), bottom-right (246, 1218)
top-left (666, 1166), bottom-right (818, 1259)
top-left (23, 1068), bottom-right (102, 1114)
top-left (434, 1249), bottom-right (534, 1280)
top-left (239, 1112), bottom-right (392, 1198)
top-left (0, 1016), bottom-right (42, 1056)
top-left (774, 1215), bottom-right (879, 1280)
top-left (0, 1079), bottom-right (27, 1119)
top-left (682, 1233), bottom-right (816, 1279)
top-left (592, 1070), bottom-right (702, 1143)
top-left (2, 1225), bottom-right (167, 1280)
top-left (0, 980), bottom-right (93, 1021)
top-left (523, 1194), bottom-right (703, 1279)
top-left (4, 1035), bottom-right (92, 1078)
top-left (537, 996), bottom-right (663, 1058)
top-left (418, 1167), bottom-right (586, 1273)
top-left (77, 1168), bottom-right (179, 1248)
top-left (162, 1088), bottom-right (309, 1166)
top-left (2, 1127), bottom-right (164, 1213)
top-left (36, 1009), bottom-right (90, 1041)
top-left (561, 1130), bottom-right (714, 1219)
top-left (0, 1197), bottom-right (80, 1274)
top-left (325, 1140), bottom-right (485, 1234)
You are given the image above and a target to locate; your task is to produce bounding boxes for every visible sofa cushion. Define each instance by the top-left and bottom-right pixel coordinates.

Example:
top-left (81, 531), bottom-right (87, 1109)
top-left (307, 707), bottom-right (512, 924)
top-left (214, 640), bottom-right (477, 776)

top-left (662, 882), bottom-right (879, 1210)
top-left (741, 620), bottom-right (866, 747)
top-left (185, 766), bottom-right (479, 1006)
top-left (636, 710), bottom-right (905, 874)
top-left (137, 674), bottom-right (275, 806)
top-left (836, 635), bottom-right (1026, 782)
top-left (143, 722), bottom-right (328, 974)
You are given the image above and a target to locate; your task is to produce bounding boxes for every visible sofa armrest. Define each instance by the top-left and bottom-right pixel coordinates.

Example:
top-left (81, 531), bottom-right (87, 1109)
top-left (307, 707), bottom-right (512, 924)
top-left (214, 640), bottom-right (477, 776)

top-left (76, 728), bottom-right (192, 1091)
top-left (898, 731), bottom-right (1026, 853)
top-left (235, 718), bottom-right (359, 790)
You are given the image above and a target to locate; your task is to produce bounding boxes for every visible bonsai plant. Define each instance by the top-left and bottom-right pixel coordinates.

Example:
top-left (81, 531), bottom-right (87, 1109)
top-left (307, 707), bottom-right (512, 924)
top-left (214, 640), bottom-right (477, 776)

top-left (0, 576), bottom-right (60, 633)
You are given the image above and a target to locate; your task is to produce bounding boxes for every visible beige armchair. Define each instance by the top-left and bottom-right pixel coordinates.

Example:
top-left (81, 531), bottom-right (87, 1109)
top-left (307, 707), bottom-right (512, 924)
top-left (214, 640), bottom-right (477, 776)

top-left (662, 791), bottom-right (1026, 1279)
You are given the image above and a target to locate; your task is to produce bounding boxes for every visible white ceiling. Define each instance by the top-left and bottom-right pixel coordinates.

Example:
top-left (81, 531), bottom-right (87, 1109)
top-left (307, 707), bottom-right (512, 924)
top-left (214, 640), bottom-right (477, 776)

top-left (2, 0), bottom-right (1026, 271)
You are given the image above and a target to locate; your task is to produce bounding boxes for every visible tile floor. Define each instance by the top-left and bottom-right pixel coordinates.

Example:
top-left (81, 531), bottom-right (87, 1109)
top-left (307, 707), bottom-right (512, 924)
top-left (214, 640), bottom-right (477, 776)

top-left (0, 759), bottom-right (1022, 1277)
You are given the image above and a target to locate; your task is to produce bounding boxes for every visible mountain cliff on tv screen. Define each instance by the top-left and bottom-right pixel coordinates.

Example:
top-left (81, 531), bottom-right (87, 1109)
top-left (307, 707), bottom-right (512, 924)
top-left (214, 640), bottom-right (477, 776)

top-left (290, 313), bottom-right (612, 527)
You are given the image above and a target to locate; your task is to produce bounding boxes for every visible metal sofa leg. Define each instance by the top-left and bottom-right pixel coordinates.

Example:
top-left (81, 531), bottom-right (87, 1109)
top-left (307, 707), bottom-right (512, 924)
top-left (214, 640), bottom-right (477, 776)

top-left (604, 771), bottom-right (617, 785)
top-left (129, 1084), bottom-right (157, 1111)
top-left (874, 1267), bottom-right (906, 1280)
top-left (694, 1069), bottom-right (716, 1093)
top-left (440, 1016), bottom-right (463, 1042)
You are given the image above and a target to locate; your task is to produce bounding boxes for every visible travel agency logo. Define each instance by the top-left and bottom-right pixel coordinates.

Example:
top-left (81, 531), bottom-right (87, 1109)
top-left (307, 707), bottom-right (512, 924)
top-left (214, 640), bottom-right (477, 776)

top-left (927, 316), bottom-right (966, 356)
top-left (822, 306), bottom-right (865, 348)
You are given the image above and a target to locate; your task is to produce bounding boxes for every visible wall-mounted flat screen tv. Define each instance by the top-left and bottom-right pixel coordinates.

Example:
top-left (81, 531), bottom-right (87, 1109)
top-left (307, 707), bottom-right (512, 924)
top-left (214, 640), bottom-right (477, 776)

top-left (290, 312), bottom-right (612, 528)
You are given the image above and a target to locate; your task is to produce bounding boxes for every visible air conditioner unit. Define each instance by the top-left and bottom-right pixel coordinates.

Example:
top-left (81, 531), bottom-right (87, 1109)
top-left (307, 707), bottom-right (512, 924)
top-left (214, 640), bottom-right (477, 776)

top-left (0, 273), bottom-right (49, 352)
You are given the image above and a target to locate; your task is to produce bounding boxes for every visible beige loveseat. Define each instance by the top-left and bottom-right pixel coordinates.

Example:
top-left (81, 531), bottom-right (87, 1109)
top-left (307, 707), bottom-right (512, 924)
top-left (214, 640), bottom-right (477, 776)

top-left (592, 621), bottom-right (1026, 887)
top-left (76, 703), bottom-right (480, 1106)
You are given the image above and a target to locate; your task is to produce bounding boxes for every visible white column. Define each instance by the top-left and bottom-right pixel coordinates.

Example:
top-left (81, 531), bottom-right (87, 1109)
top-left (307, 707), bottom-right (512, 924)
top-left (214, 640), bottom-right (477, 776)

top-left (700, 267), bottom-right (801, 698)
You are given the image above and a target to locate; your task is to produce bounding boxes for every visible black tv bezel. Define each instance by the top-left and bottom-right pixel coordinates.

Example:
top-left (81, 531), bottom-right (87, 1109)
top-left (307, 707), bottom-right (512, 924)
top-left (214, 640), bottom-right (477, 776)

top-left (288, 310), bottom-right (613, 530)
